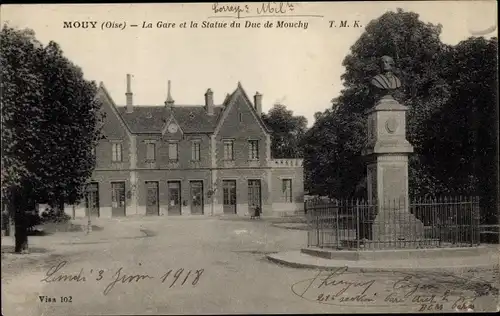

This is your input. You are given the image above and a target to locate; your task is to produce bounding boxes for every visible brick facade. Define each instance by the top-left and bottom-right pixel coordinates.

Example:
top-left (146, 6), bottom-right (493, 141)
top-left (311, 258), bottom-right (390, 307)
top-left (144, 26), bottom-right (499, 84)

top-left (68, 80), bottom-right (304, 218)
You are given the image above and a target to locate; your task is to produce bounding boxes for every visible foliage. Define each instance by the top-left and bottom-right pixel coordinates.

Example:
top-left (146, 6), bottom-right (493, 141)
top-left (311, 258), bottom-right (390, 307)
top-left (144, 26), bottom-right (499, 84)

top-left (26, 211), bottom-right (42, 230)
top-left (1, 25), bottom-right (104, 251)
top-left (304, 9), bottom-right (449, 197)
top-left (40, 208), bottom-right (71, 224)
top-left (1, 27), bottom-right (43, 196)
top-left (261, 103), bottom-right (307, 159)
top-left (303, 8), bottom-right (498, 224)
top-left (423, 36), bottom-right (498, 223)
top-left (1, 25), bottom-right (103, 204)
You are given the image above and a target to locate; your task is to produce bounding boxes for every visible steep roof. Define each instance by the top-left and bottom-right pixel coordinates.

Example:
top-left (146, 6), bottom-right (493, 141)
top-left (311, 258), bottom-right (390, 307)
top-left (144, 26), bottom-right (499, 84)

top-left (117, 105), bottom-right (224, 134)
top-left (213, 82), bottom-right (271, 135)
top-left (111, 83), bottom-right (270, 134)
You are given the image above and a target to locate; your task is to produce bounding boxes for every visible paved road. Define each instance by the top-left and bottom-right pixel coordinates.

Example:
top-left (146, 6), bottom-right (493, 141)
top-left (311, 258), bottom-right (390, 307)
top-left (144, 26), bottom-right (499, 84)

top-left (2, 217), bottom-right (499, 315)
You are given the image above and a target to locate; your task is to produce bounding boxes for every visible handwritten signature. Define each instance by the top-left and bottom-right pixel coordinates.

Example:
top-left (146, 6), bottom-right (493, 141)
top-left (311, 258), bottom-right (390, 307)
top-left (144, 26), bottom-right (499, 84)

top-left (211, 2), bottom-right (295, 19)
top-left (41, 261), bottom-right (205, 296)
top-left (291, 267), bottom-right (496, 311)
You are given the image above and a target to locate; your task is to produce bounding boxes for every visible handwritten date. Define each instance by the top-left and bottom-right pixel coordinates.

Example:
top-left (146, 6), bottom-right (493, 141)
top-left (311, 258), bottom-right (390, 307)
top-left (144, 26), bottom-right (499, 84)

top-left (40, 261), bottom-right (205, 296)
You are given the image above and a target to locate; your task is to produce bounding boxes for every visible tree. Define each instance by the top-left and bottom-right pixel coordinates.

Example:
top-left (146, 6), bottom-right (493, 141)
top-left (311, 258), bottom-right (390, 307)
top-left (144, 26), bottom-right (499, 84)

top-left (304, 8), bottom-right (451, 198)
top-left (424, 37), bottom-right (498, 223)
top-left (302, 8), bottom-right (498, 225)
top-left (261, 103), bottom-right (307, 159)
top-left (1, 25), bottom-right (103, 253)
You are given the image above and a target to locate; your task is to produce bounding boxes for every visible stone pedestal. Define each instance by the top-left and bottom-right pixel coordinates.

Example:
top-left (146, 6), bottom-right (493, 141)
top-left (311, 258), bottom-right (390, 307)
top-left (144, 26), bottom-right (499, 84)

top-left (362, 94), bottom-right (424, 242)
top-left (371, 208), bottom-right (425, 243)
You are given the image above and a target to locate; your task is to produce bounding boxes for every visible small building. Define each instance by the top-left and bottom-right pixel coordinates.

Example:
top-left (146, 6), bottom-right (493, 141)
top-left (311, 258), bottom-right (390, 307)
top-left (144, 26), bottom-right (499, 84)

top-left (69, 76), bottom-right (304, 218)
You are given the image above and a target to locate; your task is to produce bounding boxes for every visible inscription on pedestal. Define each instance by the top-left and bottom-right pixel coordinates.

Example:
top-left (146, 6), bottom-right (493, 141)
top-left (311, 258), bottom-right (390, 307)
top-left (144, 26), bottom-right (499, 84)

top-left (382, 167), bottom-right (405, 202)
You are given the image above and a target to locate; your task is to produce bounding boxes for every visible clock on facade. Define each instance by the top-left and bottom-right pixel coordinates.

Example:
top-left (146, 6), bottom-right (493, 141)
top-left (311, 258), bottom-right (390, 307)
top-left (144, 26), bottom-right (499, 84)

top-left (168, 123), bottom-right (178, 134)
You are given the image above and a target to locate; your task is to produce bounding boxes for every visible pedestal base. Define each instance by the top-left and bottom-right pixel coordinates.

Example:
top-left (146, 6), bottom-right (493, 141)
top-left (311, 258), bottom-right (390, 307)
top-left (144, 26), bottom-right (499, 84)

top-left (371, 208), bottom-right (425, 241)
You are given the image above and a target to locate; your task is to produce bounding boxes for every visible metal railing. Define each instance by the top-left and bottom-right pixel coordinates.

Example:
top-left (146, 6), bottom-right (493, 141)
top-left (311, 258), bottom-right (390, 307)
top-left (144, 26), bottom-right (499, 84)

top-left (305, 196), bottom-right (480, 250)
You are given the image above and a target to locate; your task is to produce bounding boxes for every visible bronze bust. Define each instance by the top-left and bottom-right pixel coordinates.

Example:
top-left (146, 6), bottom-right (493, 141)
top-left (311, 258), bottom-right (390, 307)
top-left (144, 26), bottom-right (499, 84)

top-left (371, 55), bottom-right (401, 90)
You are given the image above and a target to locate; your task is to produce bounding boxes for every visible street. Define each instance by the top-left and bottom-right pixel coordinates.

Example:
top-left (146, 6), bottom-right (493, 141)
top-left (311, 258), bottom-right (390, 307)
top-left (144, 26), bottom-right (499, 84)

top-left (2, 217), bottom-right (499, 315)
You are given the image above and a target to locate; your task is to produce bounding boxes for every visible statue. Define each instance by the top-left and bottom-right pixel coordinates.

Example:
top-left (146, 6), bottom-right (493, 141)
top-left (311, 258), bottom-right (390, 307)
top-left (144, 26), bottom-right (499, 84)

top-left (371, 55), bottom-right (401, 90)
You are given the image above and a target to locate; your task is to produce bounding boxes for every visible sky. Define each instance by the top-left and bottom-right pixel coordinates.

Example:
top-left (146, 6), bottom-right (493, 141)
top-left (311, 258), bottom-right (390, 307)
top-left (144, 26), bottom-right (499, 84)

top-left (2, 2), bottom-right (497, 126)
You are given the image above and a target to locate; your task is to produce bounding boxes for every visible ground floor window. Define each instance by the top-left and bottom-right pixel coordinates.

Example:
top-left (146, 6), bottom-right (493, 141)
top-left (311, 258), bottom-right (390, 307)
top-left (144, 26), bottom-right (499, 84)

top-left (145, 181), bottom-right (159, 215)
top-left (248, 179), bottom-right (261, 207)
top-left (222, 180), bottom-right (237, 214)
top-left (111, 182), bottom-right (126, 208)
top-left (282, 179), bottom-right (292, 203)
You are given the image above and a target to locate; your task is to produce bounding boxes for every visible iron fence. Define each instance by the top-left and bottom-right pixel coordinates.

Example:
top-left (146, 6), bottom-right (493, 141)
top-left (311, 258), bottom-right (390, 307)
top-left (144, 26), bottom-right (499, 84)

top-left (305, 196), bottom-right (480, 250)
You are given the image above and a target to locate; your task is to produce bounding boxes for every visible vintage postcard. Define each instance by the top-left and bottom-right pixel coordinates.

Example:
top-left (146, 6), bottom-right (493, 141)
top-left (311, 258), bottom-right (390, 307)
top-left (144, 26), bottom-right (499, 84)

top-left (1, 1), bottom-right (498, 315)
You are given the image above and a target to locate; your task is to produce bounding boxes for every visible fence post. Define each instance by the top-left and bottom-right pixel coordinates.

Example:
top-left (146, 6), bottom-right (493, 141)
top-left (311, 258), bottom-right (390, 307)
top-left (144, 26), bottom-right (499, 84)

top-left (470, 197), bottom-right (473, 247)
top-left (305, 202), bottom-right (309, 247)
top-left (316, 211), bottom-right (320, 248)
top-left (437, 197), bottom-right (442, 247)
top-left (335, 202), bottom-right (340, 248)
top-left (356, 200), bottom-right (360, 250)
top-left (473, 196), bottom-right (480, 246)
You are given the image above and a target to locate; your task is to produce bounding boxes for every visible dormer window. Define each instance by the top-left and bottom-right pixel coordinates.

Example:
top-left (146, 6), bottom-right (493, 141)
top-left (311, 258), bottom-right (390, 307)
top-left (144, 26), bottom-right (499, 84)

top-left (189, 112), bottom-right (195, 119)
top-left (146, 112), bottom-right (153, 119)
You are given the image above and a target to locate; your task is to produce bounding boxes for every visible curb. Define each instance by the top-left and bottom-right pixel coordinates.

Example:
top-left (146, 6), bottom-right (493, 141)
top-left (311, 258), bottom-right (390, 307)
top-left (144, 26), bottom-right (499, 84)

top-left (266, 253), bottom-right (499, 273)
top-left (270, 223), bottom-right (309, 231)
top-left (52, 226), bottom-right (150, 245)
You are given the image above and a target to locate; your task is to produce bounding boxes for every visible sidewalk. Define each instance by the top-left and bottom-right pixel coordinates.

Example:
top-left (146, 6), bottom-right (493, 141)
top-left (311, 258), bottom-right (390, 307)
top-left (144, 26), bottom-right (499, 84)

top-left (267, 247), bottom-right (500, 273)
top-left (218, 214), bottom-right (306, 223)
top-left (1, 218), bottom-right (147, 249)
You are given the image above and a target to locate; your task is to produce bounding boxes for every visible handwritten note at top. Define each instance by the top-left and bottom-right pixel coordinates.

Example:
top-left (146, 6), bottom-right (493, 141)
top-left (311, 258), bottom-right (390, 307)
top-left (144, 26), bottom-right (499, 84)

top-left (211, 2), bottom-right (315, 19)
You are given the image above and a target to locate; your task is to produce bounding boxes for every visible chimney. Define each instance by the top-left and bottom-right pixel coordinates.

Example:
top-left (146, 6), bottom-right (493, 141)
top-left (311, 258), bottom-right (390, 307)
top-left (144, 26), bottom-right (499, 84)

top-left (125, 74), bottom-right (133, 113)
top-left (205, 88), bottom-right (214, 115)
top-left (254, 91), bottom-right (262, 114)
top-left (164, 80), bottom-right (174, 107)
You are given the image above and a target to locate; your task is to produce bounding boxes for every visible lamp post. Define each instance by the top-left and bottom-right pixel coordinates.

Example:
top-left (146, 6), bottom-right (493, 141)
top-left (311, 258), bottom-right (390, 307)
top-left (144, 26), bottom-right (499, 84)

top-left (210, 185), bottom-right (217, 217)
top-left (84, 184), bottom-right (92, 235)
top-left (87, 194), bottom-right (92, 235)
top-left (211, 192), bottom-right (214, 217)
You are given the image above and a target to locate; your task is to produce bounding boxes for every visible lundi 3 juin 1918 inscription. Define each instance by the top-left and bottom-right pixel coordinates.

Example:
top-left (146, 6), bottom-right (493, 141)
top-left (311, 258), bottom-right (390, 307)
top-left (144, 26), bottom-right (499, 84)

top-left (40, 260), bottom-right (204, 297)
top-left (291, 267), bottom-right (496, 312)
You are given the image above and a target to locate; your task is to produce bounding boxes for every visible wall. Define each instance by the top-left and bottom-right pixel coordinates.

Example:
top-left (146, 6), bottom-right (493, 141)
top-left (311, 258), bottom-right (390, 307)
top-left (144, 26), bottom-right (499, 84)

top-left (135, 133), bottom-right (212, 170)
top-left (214, 168), bottom-right (270, 216)
top-left (95, 93), bottom-right (131, 170)
top-left (216, 94), bottom-right (269, 168)
top-left (271, 167), bottom-right (305, 215)
top-left (79, 89), bottom-right (304, 219)
top-left (73, 170), bottom-right (131, 218)
top-left (136, 169), bottom-right (211, 216)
